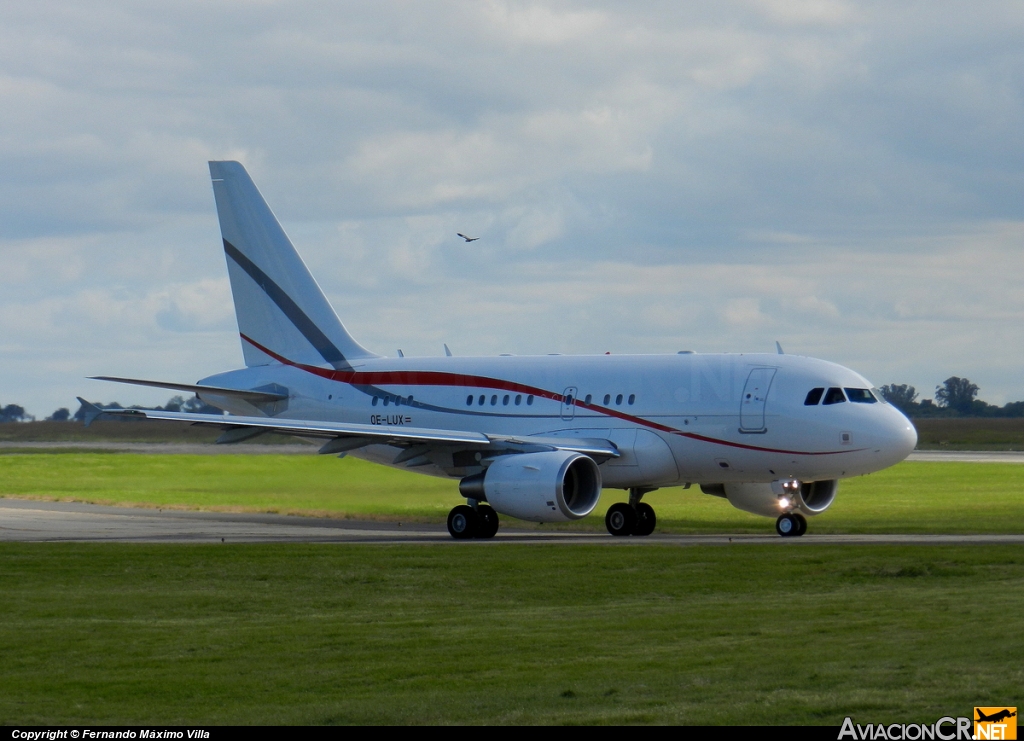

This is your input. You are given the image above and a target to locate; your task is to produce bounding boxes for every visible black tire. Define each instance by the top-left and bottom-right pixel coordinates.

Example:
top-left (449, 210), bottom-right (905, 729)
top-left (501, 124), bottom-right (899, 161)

top-left (792, 512), bottom-right (807, 537)
top-left (632, 502), bottom-right (656, 536)
top-left (476, 506), bottom-right (500, 539)
top-left (775, 513), bottom-right (798, 537)
top-left (605, 502), bottom-right (636, 536)
top-left (447, 505), bottom-right (479, 539)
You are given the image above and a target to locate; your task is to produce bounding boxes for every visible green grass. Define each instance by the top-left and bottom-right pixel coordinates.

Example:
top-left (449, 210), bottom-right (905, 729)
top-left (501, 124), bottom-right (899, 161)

top-left (2, 454), bottom-right (1023, 533)
top-left (0, 543), bottom-right (1020, 725)
top-left (913, 417), bottom-right (1024, 450)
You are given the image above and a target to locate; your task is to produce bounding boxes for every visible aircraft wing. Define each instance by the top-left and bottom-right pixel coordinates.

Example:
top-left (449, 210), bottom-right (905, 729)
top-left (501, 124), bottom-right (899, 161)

top-left (76, 399), bottom-right (619, 458)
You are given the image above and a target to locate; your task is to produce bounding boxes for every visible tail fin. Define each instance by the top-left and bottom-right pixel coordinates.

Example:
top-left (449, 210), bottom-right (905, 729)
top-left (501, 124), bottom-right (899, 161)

top-left (209, 161), bottom-right (379, 369)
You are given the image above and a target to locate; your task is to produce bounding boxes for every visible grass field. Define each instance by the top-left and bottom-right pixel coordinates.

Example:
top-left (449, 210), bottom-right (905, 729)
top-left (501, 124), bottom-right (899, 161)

top-left (2, 453), bottom-right (1022, 725)
top-left (1, 542), bottom-right (1021, 725)
top-left (2, 453), bottom-right (1023, 533)
top-left (914, 417), bottom-right (1024, 450)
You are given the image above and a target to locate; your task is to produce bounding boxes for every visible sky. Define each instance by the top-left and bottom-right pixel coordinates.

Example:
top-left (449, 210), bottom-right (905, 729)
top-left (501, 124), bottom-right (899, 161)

top-left (1, 0), bottom-right (1023, 417)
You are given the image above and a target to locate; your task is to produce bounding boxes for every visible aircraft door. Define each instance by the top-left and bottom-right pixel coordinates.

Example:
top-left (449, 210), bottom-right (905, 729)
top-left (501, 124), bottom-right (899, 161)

top-left (740, 368), bottom-right (776, 432)
top-left (560, 387), bottom-right (578, 421)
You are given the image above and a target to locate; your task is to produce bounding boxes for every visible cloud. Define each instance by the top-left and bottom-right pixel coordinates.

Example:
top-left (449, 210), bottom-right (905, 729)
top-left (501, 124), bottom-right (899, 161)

top-left (1, 1), bottom-right (1024, 415)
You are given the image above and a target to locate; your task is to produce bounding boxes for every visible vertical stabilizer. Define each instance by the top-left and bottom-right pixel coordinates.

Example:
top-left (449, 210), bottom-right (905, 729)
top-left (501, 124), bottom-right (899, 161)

top-left (209, 161), bottom-right (379, 369)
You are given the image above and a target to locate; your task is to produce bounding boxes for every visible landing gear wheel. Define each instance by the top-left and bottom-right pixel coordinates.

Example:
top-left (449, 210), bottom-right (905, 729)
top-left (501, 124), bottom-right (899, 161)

top-left (447, 505), bottom-right (479, 539)
top-left (792, 512), bottom-right (807, 536)
top-left (632, 502), bottom-right (656, 536)
top-left (476, 506), bottom-right (500, 539)
top-left (606, 502), bottom-right (636, 536)
top-left (776, 513), bottom-right (800, 537)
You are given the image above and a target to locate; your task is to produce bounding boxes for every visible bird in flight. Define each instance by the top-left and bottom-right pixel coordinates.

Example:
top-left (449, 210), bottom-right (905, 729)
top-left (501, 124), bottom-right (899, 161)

top-left (457, 233), bottom-right (480, 242)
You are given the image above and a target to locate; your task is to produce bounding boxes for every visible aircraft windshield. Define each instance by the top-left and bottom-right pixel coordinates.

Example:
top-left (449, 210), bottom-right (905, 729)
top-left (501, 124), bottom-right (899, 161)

top-left (845, 388), bottom-right (877, 404)
top-left (822, 387), bottom-right (846, 405)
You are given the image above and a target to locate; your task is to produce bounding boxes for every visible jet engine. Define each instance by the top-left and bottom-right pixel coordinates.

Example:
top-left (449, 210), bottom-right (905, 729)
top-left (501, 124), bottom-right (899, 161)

top-left (459, 450), bottom-right (602, 523)
top-left (701, 480), bottom-right (838, 517)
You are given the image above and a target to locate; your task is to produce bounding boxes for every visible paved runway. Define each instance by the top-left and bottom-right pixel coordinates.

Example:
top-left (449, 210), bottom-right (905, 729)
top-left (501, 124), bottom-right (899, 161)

top-left (2, 498), bottom-right (1021, 545)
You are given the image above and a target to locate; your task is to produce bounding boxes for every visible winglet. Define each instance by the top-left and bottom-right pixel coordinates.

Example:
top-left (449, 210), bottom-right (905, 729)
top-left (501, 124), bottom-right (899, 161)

top-left (775, 341), bottom-right (784, 355)
top-left (76, 398), bottom-right (106, 428)
top-left (444, 343), bottom-right (453, 357)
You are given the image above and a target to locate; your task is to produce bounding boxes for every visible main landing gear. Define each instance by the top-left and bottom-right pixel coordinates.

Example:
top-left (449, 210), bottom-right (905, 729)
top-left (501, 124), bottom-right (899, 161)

top-left (605, 488), bottom-right (657, 537)
top-left (776, 512), bottom-right (807, 537)
top-left (447, 501), bottom-right (500, 539)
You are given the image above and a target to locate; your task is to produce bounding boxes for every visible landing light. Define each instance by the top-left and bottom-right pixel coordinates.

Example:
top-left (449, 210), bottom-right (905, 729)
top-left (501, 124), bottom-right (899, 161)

top-left (778, 497), bottom-right (791, 510)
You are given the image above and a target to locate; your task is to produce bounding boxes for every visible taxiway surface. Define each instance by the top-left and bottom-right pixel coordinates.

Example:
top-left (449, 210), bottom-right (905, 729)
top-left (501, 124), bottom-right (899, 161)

top-left (2, 499), bottom-right (1021, 545)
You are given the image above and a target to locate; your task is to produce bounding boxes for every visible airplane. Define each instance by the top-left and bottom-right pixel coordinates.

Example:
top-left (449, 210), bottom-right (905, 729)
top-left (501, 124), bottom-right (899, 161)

top-left (457, 233), bottom-right (480, 242)
top-left (81, 161), bottom-right (918, 539)
top-left (976, 710), bottom-right (1016, 724)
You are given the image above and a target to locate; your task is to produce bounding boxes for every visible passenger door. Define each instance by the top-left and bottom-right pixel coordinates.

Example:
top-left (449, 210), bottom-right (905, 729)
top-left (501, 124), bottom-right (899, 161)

top-left (739, 368), bottom-right (776, 433)
top-left (560, 386), bottom-right (578, 421)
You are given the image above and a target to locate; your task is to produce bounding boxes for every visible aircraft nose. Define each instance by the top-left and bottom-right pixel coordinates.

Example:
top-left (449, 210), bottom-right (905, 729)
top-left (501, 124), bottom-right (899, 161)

top-left (888, 409), bottom-right (918, 462)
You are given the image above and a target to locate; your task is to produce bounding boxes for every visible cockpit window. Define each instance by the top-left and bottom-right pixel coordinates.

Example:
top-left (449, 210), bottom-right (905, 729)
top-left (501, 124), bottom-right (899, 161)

top-left (804, 388), bottom-right (824, 405)
top-left (871, 388), bottom-right (888, 404)
top-left (845, 388), bottom-right (877, 404)
top-left (822, 387), bottom-right (847, 405)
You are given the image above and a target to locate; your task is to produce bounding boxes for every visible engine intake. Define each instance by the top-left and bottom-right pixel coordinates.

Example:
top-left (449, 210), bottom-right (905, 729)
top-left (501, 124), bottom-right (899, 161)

top-left (459, 451), bottom-right (602, 523)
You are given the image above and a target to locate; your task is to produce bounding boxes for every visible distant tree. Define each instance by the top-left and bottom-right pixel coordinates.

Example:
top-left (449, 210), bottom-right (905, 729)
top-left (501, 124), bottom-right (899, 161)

top-left (878, 384), bottom-right (918, 412)
top-left (1001, 401), bottom-right (1024, 418)
top-left (935, 376), bottom-right (979, 414)
top-left (0, 404), bottom-right (27, 423)
top-left (182, 395), bottom-right (224, 415)
top-left (161, 396), bottom-right (185, 412)
top-left (46, 407), bottom-right (71, 421)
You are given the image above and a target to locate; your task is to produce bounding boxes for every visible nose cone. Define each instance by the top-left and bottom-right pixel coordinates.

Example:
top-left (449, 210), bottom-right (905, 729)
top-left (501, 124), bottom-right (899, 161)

top-left (884, 407), bottom-right (918, 465)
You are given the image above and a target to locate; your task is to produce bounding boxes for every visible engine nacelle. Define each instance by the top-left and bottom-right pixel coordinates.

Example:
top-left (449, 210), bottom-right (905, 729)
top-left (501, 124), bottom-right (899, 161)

top-left (459, 451), bottom-right (602, 523)
top-left (701, 479), bottom-right (839, 518)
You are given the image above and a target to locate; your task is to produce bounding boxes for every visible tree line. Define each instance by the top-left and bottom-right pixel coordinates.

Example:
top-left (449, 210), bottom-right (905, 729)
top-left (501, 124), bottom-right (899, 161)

top-left (879, 377), bottom-right (1024, 418)
top-left (0, 396), bottom-right (225, 423)
top-left (2, 377), bottom-right (1019, 422)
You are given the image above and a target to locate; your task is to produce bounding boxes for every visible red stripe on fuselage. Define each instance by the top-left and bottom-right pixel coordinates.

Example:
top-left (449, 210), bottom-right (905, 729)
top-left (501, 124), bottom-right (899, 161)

top-left (240, 333), bottom-right (861, 456)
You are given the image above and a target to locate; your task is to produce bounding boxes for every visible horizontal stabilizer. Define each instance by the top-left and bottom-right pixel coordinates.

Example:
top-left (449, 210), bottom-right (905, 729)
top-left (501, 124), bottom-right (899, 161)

top-left (89, 376), bottom-right (287, 403)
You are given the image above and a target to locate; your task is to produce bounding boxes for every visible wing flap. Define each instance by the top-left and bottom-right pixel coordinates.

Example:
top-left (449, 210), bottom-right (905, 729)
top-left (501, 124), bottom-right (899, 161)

top-left (78, 400), bottom-right (620, 458)
top-left (80, 401), bottom-right (490, 446)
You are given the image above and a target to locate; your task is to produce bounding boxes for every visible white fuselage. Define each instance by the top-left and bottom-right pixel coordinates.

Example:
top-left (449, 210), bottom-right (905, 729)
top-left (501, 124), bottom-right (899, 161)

top-left (200, 350), bottom-right (917, 489)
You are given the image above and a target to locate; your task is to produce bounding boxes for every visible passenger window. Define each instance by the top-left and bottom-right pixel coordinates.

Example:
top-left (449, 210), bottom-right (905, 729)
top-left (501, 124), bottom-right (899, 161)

top-left (515, 394), bottom-right (522, 405)
top-left (478, 395), bottom-right (485, 405)
top-left (845, 388), bottom-right (877, 404)
top-left (372, 396), bottom-right (379, 406)
top-left (823, 387), bottom-right (846, 405)
top-left (584, 394), bottom-right (592, 405)
top-left (466, 394), bottom-right (473, 406)
top-left (603, 394), bottom-right (611, 405)
top-left (628, 394), bottom-right (635, 405)
top-left (383, 397), bottom-right (390, 406)
top-left (527, 395), bottom-right (534, 405)
top-left (804, 388), bottom-right (824, 406)
top-left (502, 394), bottom-right (509, 405)
top-left (490, 395), bottom-right (497, 405)
top-left (615, 394), bottom-right (623, 405)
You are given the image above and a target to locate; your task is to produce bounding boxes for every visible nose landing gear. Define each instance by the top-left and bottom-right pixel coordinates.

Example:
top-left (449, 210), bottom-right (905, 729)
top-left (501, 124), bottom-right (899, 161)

top-left (605, 488), bottom-right (658, 536)
top-left (775, 512), bottom-right (807, 537)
